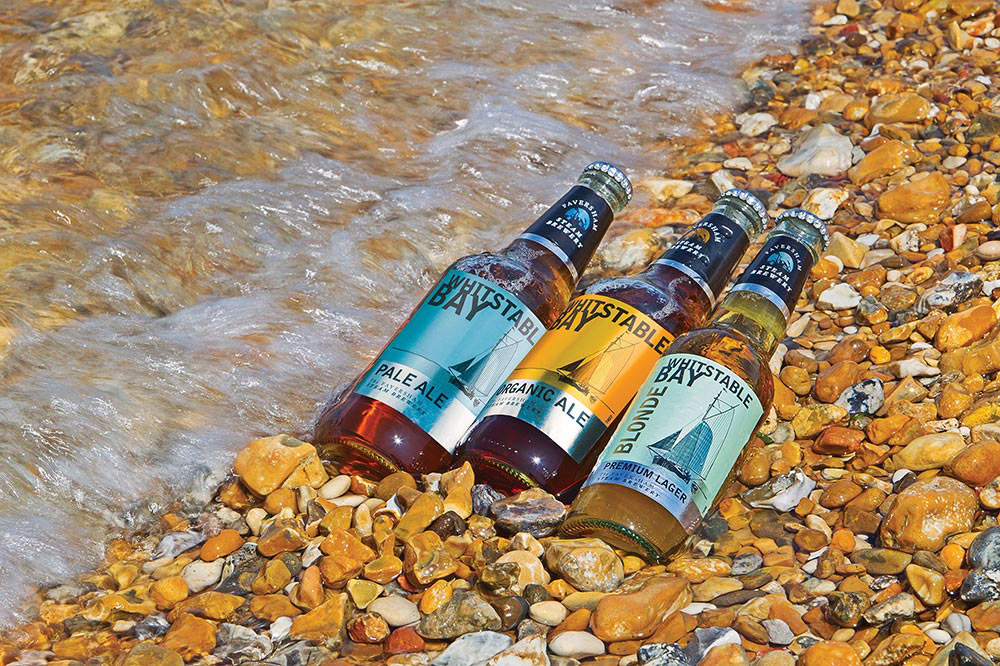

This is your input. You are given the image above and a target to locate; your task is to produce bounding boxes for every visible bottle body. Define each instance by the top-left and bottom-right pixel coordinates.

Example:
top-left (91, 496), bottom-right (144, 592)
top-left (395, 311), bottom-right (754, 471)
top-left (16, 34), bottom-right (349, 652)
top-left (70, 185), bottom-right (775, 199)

top-left (561, 324), bottom-right (773, 559)
top-left (314, 165), bottom-right (632, 478)
top-left (456, 191), bottom-right (768, 498)
top-left (562, 208), bottom-right (828, 561)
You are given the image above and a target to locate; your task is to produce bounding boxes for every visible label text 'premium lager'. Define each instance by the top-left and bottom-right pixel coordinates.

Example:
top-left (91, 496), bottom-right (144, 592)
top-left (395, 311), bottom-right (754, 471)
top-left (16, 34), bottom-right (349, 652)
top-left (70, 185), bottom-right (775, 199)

top-left (313, 163), bottom-right (632, 478)
top-left (455, 190), bottom-right (768, 498)
top-left (562, 208), bottom-right (829, 560)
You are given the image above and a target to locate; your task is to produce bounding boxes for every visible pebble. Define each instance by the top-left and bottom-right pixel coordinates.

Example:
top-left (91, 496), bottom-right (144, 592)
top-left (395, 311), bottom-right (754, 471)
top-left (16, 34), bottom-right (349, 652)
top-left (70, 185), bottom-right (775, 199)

top-left (742, 468), bottom-right (816, 511)
top-left (682, 627), bottom-right (741, 665)
top-left (319, 474), bottom-right (351, 500)
top-left (492, 596), bottom-right (529, 630)
top-left (472, 484), bottom-right (503, 516)
top-left (817, 283), bottom-right (862, 310)
top-left (528, 600), bottom-right (567, 626)
top-left (977, 240), bottom-right (1000, 260)
top-left (761, 618), bottom-right (793, 645)
top-left (369, 596), bottom-right (421, 627)
top-left (803, 187), bottom-right (848, 220)
top-left (490, 488), bottom-right (566, 537)
top-left (544, 538), bottom-right (623, 593)
top-left (737, 112), bottom-right (778, 137)
top-left (482, 634), bottom-right (547, 665)
top-left (431, 631), bottom-right (512, 666)
top-left (878, 172), bottom-right (951, 224)
top-left (729, 553), bottom-right (762, 576)
top-left (880, 476), bottom-right (977, 552)
top-left (835, 378), bottom-right (883, 415)
top-left (590, 575), bottom-right (691, 641)
top-left (637, 643), bottom-right (689, 665)
top-left (969, 528), bottom-right (1000, 569)
top-left (212, 623), bottom-right (272, 663)
top-left (180, 559), bottom-right (225, 594)
top-left (892, 431), bottom-right (966, 471)
top-left (826, 591), bottom-right (869, 627)
top-left (777, 124), bottom-right (854, 177)
top-left (861, 593), bottom-right (916, 625)
top-left (944, 613), bottom-right (974, 637)
top-left (417, 590), bottom-right (501, 639)
top-left (548, 631), bottom-right (605, 659)
top-left (960, 569), bottom-right (1000, 603)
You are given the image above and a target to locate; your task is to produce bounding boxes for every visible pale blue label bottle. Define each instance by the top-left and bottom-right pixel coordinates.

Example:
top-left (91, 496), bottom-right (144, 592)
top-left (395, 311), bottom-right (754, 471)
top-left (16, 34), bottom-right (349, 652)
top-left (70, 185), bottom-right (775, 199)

top-left (353, 269), bottom-right (544, 451)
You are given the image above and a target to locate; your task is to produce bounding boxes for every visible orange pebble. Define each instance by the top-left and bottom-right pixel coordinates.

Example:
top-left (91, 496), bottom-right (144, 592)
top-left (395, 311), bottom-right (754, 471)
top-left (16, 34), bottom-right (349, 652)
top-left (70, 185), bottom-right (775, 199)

top-left (940, 543), bottom-right (965, 569)
top-left (200, 529), bottom-right (244, 562)
top-left (830, 529), bottom-right (856, 551)
top-left (150, 576), bottom-right (189, 610)
top-left (161, 513), bottom-right (189, 531)
top-left (869, 346), bottom-right (890, 364)
top-left (264, 487), bottom-right (297, 515)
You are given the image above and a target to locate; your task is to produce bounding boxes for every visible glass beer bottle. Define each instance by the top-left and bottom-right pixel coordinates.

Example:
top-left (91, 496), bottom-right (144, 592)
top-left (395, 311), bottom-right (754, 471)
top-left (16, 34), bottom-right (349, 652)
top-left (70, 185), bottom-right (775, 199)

top-left (561, 208), bottom-right (828, 561)
top-left (313, 163), bottom-right (632, 478)
top-left (455, 190), bottom-right (768, 498)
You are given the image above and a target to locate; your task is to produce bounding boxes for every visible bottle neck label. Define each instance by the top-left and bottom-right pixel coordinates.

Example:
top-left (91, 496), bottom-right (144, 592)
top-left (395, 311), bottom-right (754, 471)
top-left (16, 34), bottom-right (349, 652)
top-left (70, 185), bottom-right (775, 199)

top-left (653, 212), bottom-right (751, 306)
top-left (476, 294), bottom-right (674, 463)
top-left (583, 352), bottom-right (763, 533)
top-left (728, 235), bottom-right (814, 319)
top-left (517, 185), bottom-right (614, 281)
top-left (353, 269), bottom-right (544, 452)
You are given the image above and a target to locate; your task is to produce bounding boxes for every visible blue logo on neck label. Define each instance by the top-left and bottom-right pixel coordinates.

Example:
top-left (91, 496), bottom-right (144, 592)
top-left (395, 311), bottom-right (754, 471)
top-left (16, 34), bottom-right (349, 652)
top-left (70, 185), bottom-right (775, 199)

top-left (565, 206), bottom-right (592, 230)
top-left (766, 251), bottom-right (795, 272)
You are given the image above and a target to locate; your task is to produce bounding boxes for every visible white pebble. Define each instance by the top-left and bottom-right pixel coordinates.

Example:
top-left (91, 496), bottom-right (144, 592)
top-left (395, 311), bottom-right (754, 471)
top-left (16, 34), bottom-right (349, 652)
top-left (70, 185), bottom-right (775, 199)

top-left (369, 595), bottom-right (421, 627)
top-left (548, 631), bottom-right (606, 658)
top-left (529, 600), bottom-right (568, 626)
top-left (329, 493), bottom-right (366, 507)
top-left (181, 559), bottom-right (225, 594)
top-left (302, 538), bottom-right (324, 567)
top-left (320, 475), bottom-right (351, 499)
top-left (926, 628), bottom-right (951, 644)
top-left (246, 507), bottom-right (267, 536)
top-left (270, 616), bottom-right (293, 641)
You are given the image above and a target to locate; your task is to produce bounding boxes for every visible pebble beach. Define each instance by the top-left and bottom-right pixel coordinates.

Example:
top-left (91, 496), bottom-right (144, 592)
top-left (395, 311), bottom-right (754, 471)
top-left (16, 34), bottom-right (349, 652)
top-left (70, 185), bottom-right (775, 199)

top-left (5, 0), bottom-right (1000, 664)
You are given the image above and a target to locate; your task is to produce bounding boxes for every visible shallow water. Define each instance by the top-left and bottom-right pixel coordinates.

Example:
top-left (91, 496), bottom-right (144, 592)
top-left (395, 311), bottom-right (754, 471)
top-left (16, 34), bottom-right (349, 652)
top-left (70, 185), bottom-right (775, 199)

top-left (0, 0), bottom-right (806, 624)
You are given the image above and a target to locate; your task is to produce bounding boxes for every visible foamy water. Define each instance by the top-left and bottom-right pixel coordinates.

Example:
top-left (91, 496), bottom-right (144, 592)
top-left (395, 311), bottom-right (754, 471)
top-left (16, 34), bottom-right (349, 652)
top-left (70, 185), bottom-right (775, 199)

top-left (0, 0), bottom-right (806, 624)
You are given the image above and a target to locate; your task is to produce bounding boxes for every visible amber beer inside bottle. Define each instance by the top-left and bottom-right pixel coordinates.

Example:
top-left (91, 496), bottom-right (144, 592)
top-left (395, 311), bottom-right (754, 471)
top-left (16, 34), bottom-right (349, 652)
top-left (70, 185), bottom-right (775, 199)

top-left (455, 190), bottom-right (768, 499)
top-left (561, 208), bottom-right (829, 561)
top-left (313, 163), bottom-right (632, 479)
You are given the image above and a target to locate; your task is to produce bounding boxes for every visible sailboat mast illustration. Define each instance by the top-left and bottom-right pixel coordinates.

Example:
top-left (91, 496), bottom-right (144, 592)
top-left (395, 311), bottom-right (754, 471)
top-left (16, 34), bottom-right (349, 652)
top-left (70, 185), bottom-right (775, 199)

top-left (646, 390), bottom-right (737, 492)
top-left (554, 331), bottom-right (639, 396)
top-left (447, 327), bottom-right (519, 400)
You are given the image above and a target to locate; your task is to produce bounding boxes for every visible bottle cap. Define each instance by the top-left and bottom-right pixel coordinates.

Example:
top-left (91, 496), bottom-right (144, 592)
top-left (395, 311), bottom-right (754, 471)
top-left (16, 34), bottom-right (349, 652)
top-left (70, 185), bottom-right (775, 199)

top-left (716, 189), bottom-right (768, 236)
top-left (582, 161), bottom-right (632, 206)
top-left (776, 208), bottom-right (830, 251)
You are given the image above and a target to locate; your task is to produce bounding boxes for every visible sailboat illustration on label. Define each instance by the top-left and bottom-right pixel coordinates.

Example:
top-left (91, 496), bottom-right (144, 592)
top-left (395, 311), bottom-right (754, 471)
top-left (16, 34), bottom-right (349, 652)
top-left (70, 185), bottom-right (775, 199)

top-left (646, 390), bottom-right (736, 497)
top-left (554, 332), bottom-right (639, 399)
top-left (446, 327), bottom-right (520, 403)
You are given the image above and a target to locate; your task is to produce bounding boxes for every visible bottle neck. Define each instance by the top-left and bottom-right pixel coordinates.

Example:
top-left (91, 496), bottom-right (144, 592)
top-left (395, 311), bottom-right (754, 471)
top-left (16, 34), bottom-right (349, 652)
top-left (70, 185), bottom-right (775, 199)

top-left (712, 231), bottom-right (818, 359)
top-left (647, 210), bottom-right (756, 307)
top-left (515, 184), bottom-right (616, 283)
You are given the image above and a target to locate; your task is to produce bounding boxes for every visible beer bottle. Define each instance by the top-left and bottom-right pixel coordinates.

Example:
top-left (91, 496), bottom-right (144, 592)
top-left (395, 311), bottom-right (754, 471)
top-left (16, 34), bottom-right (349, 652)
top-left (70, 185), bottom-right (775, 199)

top-left (561, 209), bottom-right (828, 560)
top-left (314, 163), bottom-right (632, 478)
top-left (455, 190), bottom-right (768, 498)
